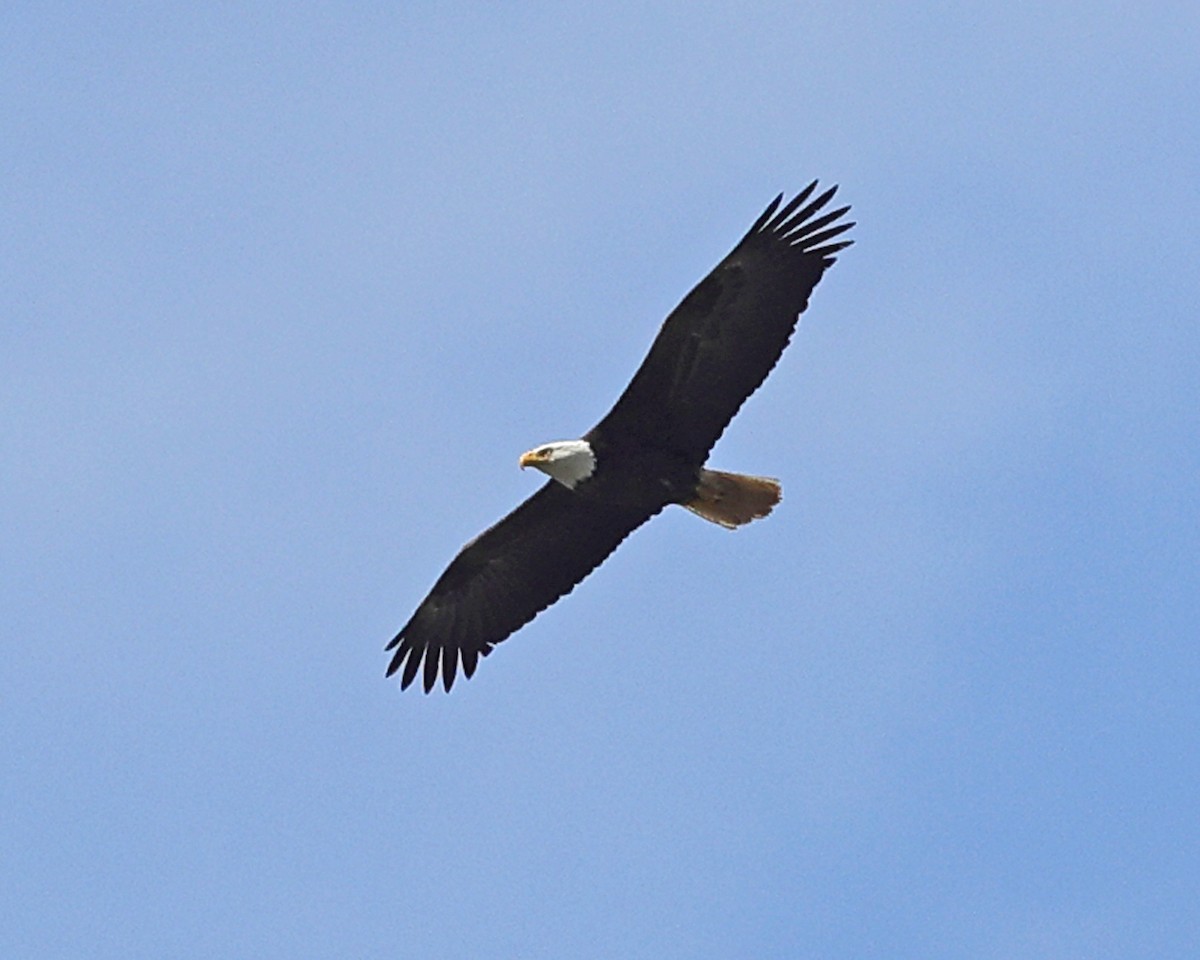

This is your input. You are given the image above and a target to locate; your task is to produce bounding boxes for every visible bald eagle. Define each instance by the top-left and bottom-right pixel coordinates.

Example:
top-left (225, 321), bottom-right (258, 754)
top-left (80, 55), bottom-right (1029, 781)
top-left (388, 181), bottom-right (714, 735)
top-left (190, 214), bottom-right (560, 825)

top-left (388, 183), bottom-right (853, 692)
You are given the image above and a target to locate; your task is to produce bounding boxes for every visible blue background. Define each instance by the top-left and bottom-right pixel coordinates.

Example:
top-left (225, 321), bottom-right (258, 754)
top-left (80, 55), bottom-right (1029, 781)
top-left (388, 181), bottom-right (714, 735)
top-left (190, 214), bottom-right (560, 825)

top-left (4, 3), bottom-right (1197, 957)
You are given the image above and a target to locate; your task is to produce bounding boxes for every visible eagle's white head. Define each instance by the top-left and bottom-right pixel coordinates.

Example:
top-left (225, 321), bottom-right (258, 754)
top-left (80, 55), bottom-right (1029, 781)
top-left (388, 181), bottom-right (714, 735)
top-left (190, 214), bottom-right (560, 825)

top-left (518, 439), bottom-right (596, 489)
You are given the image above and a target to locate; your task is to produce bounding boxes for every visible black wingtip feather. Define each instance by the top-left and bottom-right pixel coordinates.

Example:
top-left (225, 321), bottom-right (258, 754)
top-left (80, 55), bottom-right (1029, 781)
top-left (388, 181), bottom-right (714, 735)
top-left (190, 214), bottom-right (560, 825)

top-left (400, 642), bottom-right (423, 690)
top-left (422, 643), bottom-right (440, 693)
top-left (783, 205), bottom-right (851, 245)
top-left (802, 223), bottom-right (855, 251)
top-left (384, 621), bottom-right (406, 652)
top-left (441, 645), bottom-right (459, 692)
top-left (384, 633), bottom-right (411, 677)
top-left (748, 193), bottom-right (785, 235)
top-left (776, 185), bottom-right (839, 236)
top-left (765, 180), bottom-right (819, 232)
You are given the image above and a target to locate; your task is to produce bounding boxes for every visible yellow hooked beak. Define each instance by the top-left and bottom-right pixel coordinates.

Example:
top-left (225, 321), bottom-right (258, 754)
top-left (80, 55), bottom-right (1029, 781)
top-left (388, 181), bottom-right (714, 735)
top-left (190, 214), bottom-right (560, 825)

top-left (519, 449), bottom-right (547, 470)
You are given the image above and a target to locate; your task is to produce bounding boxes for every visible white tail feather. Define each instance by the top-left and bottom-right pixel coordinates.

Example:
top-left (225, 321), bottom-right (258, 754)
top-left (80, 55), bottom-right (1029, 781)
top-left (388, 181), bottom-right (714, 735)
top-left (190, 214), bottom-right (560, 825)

top-left (684, 469), bottom-right (782, 529)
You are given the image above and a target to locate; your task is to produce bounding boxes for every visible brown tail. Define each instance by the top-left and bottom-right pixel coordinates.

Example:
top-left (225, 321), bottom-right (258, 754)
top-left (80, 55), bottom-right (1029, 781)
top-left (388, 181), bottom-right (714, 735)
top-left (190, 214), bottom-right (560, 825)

top-left (684, 469), bottom-right (782, 529)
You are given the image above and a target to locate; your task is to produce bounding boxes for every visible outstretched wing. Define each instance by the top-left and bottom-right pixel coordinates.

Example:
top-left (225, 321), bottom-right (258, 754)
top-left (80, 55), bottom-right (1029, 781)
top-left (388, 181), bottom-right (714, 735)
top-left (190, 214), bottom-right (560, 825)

top-left (386, 480), bottom-right (658, 692)
top-left (588, 182), bottom-right (853, 463)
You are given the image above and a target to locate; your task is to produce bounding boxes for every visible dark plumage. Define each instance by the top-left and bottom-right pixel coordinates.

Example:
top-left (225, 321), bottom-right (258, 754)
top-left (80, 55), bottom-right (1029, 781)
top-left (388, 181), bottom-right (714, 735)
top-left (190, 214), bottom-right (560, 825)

top-left (387, 183), bottom-right (853, 691)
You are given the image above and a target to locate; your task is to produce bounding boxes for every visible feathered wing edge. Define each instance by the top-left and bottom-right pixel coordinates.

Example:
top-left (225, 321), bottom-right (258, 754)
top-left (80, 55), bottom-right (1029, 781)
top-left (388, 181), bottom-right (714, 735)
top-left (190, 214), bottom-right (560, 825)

top-left (745, 181), bottom-right (855, 264)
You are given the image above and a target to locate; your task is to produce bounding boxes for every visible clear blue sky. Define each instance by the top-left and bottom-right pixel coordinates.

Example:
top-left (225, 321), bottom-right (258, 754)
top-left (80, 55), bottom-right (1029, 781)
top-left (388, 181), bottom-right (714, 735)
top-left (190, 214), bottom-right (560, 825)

top-left (4, 3), bottom-right (1198, 958)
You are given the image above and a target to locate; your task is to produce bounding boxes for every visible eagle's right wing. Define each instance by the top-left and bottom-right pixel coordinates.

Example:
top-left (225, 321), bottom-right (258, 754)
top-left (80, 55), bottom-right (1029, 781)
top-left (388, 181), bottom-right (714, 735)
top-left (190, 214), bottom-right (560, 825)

top-left (386, 480), bottom-right (656, 692)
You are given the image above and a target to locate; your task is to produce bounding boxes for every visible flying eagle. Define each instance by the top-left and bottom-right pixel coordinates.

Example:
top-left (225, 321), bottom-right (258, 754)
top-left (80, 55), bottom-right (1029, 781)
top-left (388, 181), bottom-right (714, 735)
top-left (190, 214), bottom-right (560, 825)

top-left (388, 182), bottom-right (853, 692)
